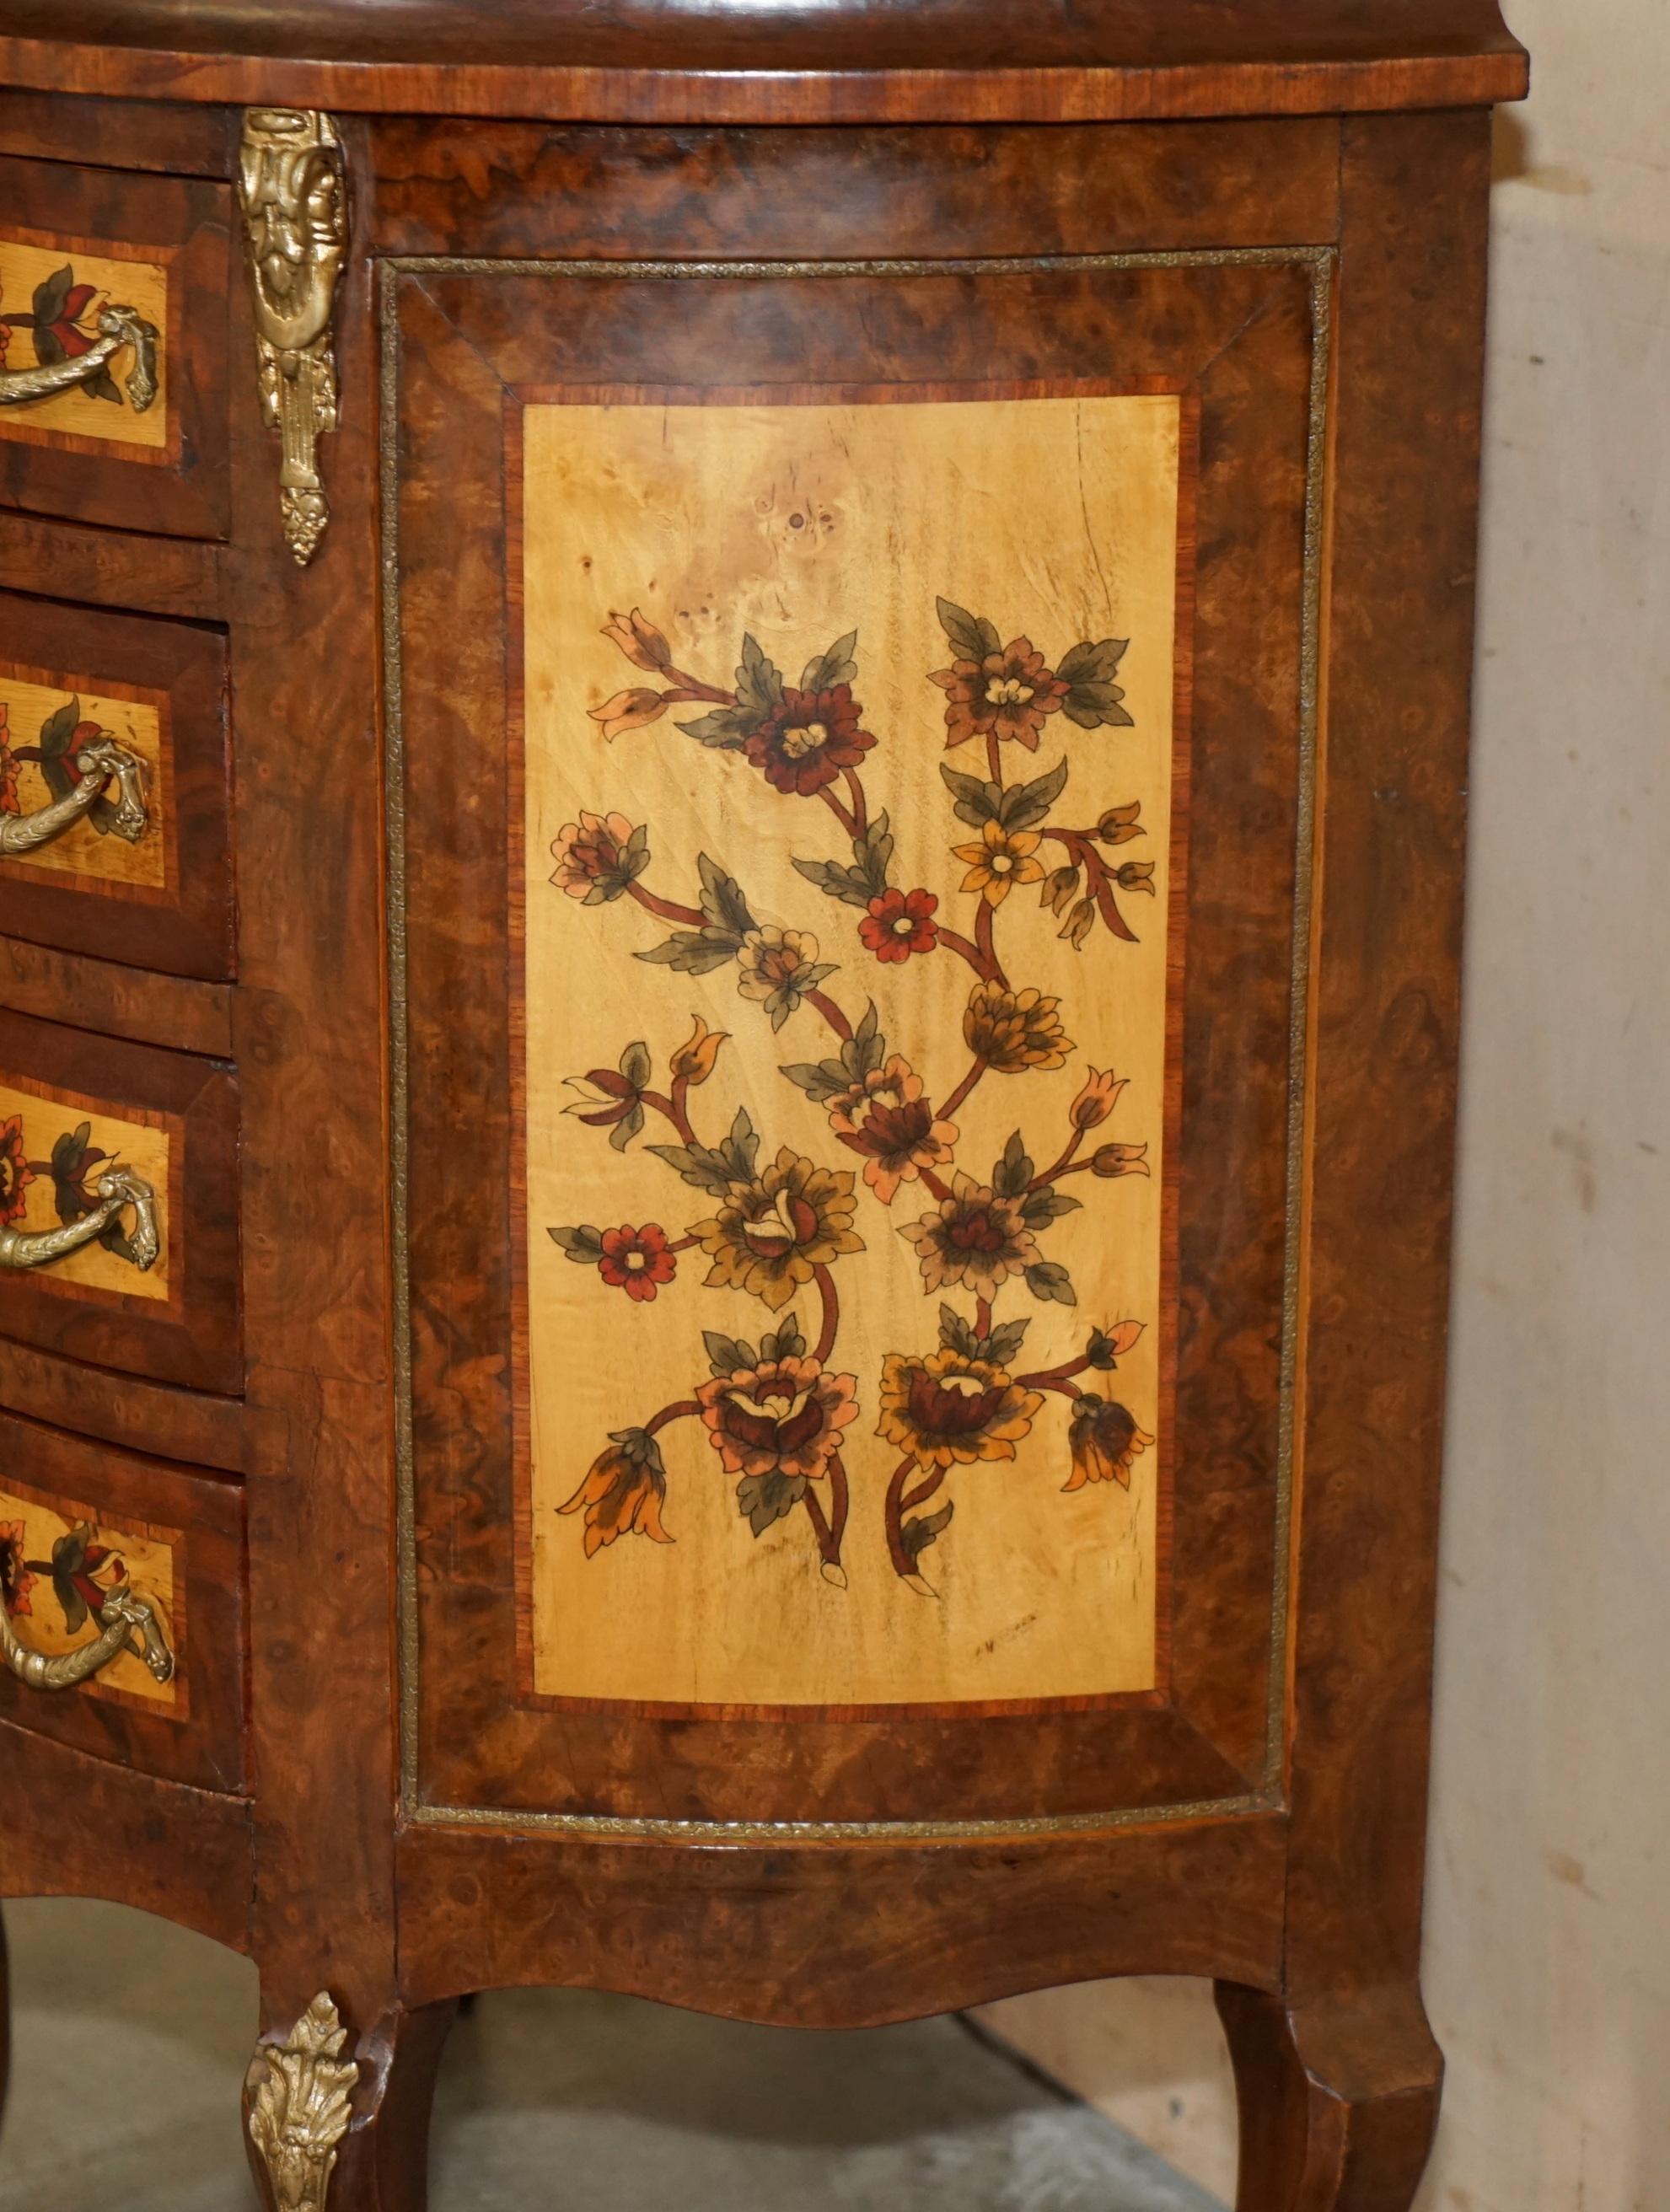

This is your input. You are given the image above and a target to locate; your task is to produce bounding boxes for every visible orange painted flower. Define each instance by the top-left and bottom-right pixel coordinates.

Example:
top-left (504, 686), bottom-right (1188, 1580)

top-left (1063, 1394), bottom-right (1154, 1490)
top-left (559, 1431), bottom-right (672, 1557)
top-left (0, 1114), bottom-right (35, 1227)
top-left (827, 1056), bottom-right (958, 1203)
top-left (878, 1349), bottom-right (1043, 1470)
top-left (693, 1148), bottom-right (863, 1311)
top-left (588, 687), bottom-right (669, 743)
top-left (964, 981), bottom-right (1072, 1073)
top-left (696, 1355), bottom-right (858, 1480)
top-left (899, 1173), bottom-right (1039, 1300)
top-left (669, 1014), bottom-right (728, 1087)
top-left (953, 820), bottom-right (1045, 906)
top-left (931, 637), bottom-right (1070, 751)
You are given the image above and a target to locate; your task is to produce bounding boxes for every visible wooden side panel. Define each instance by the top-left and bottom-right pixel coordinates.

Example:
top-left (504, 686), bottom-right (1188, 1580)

top-left (1283, 110), bottom-right (1493, 2000)
top-left (0, 1721), bottom-right (251, 1950)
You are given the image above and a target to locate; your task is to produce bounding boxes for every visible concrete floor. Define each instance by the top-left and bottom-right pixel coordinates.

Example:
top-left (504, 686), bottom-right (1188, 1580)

top-left (0, 1897), bottom-right (1223, 2211)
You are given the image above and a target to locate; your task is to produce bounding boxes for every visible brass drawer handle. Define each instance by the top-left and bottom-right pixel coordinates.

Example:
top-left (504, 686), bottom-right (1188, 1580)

top-left (0, 1578), bottom-right (175, 1690)
top-left (0, 733), bottom-right (149, 856)
top-left (0, 1163), bottom-right (158, 1274)
top-left (0, 302), bottom-right (158, 413)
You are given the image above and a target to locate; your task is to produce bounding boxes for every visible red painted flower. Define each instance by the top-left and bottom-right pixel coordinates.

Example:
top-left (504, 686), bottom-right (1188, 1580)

top-left (744, 684), bottom-right (875, 797)
top-left (859, 887), bottom-right (938, 964)
top-left (0, 1114), bottom-right (35, 1228)
top-left (597, 1223), bottom-right (677, 1302)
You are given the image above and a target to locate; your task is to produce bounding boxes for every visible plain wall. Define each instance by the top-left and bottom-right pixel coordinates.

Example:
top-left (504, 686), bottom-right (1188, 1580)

top-left (980, 6), bottom-right (1670, 2205)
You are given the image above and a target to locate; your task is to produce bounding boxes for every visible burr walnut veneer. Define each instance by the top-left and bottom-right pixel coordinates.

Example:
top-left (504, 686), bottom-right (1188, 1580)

top-left (0, 7), bottom-right (1528, 2207)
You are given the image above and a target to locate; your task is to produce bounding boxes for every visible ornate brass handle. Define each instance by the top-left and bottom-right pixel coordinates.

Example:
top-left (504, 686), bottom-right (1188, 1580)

top-left (0, 733), bottom-right (149, 856)
top-left (0, 303), bottom-right (158, 413)
top-left (0, 1580), bottom-right (174, 1689)
top-left (0, 1164), bottom-right (158, 1274)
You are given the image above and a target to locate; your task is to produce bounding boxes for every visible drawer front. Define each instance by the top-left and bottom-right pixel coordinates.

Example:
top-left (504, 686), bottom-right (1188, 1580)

top-left (0, 1406), bottom-right (244, 1792)
top-left (0, 153), bottom-right (231, 539)
top-left (393, 247), bottom-right (1320, 1831)
top-left (0, 1009), bottom-right (239, 1393)
top-left (0, 590), bottom-right (233, 980)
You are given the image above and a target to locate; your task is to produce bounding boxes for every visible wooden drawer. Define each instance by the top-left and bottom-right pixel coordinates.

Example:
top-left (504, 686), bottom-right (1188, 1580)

top-left (0, 1406), bottom-right (244, 1793)
top-left (0, 1009), bottom-right (240, 1393)
top-left (0, 153), bottom-right (231, 539)
top-left (0, 589), bottom-right (234, 980)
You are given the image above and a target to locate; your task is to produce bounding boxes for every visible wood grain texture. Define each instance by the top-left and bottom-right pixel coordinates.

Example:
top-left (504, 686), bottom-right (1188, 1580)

top-left (1216, 1981), bottom-right (1443, 2211)
top-left (398, 239), bottom-right (1313, 1823)
top-left (0, 937), bottom-right (234, 1059)
top-left (0, 1330), bottom-right (249, 1473)
top-left (398, 1809), bottom-right (1287, 2027)
top-left (0, 1719), bottom-right (251, 1951)
top-left (373, 118), bottom-right (1343, 260)
top-left (0, 154), bottom-right (230, 540)
top-left (0, 2), bottom-right (1529, 123)
top-left (0, 1007), bottom-right (241, 1392)
top-left (0, 591), bottom-right (234, 981)
top-left (1281, 109), bottom-right (1493, 2008)
top-left (0, 511), bottom-right (223, 620)
top-left (0, 1406), bottom-right (245, 1792)
top-left (0, 86), bottom-right (234, 177)
top-left (224, 115), bottom-right (406, 2056)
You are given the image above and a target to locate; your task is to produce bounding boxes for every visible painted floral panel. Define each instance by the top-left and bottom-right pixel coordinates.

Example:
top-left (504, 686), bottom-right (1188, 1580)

top-left (522, 392), bottom-right (1181, 1708)
top-left (0, 1082), bottom-right (171, 1302)
top-left (0, 234), bottom-right (169, 451)
top-left (0, 1482), bottom-right (180, 1708)
top-left (0, 666), bottom-right (167, 890)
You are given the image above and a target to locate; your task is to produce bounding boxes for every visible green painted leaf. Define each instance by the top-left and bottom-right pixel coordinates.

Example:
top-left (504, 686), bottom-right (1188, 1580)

top-left (1024, 1260), bottom-right (1077, 1307)
top-left (935, 597), bottom-right (1000, 663)
top-left (999, 757), bottom-right (1070, 831)
top-left (801, 630), bottom-right (858, 693)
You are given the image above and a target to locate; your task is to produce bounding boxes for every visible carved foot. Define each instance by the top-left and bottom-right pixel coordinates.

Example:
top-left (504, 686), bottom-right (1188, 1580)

top-left (244, 1991), bottom-right (457, 2211)
top-left (1215, 1982), bottom-right (1443, 2212)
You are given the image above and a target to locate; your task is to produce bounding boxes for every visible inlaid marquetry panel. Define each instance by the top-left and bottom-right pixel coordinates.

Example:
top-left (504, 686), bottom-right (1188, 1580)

top-left (0, 660), bottom-right (168, 890)
top-left (519, 389), bottom-right (1185, 1710)
top-left (0, 1073), bottom-right (173, 1301)
top-left (0, 1470), bottom-right (181, 1711)
top-left (0, 228), bottom-right (171, 454)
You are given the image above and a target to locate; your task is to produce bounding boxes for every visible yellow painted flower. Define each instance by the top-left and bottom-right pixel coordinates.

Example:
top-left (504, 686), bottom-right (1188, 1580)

top-left (953, 820), bottom-right (1045, 907)
top-left (1063, 1395), bottom-right (1154, 1491)
top-left (964, 980), bottom-right (1072, 1073)
top-left (877, 1349), bottom-right (1043, 1470)
top-left (693, 1147), bottom-right (863, 1311)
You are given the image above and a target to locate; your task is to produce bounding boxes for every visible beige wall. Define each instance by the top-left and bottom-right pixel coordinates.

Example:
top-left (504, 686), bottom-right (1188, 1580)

top-left (981, 8), bottom-right (1670, 2204)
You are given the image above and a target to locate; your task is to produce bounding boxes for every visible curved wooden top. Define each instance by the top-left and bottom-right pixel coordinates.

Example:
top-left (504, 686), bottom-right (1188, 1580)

top-left (0, 1), bottom-right (1529, 125)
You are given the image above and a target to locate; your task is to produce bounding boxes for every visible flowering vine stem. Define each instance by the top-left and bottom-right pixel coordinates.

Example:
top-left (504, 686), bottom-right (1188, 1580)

top-left (646, 1398), bottom-right (701, 1436)
top-left (813, 1265), bottom-right (840, 1366)
top-left (939, 1056), bottom-right (989, 1125)
top-left (1043, 826), bottom-right (1138, 943)
top-left (884, 1454), bottom-right (924, 1585)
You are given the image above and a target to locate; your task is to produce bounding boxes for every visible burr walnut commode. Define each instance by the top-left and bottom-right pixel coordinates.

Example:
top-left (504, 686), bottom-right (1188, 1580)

top-left (0, 6), bottom-right (1528, 2207)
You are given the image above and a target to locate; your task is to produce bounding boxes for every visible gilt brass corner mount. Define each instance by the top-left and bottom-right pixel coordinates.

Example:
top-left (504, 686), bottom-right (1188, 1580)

top-left (246, 1992), bottom-right (359, 2211)
top-left (238, 108), bottom-right (348, 566)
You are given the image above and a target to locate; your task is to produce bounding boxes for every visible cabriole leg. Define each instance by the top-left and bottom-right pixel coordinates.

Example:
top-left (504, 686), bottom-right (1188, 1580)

top-left (1214, 1981), bottom-right (1443, 2212)
top-left (244, 1988), bottom-right (458, 2211)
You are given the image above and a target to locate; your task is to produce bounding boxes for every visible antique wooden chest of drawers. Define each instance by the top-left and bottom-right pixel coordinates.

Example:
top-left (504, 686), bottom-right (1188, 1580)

top-left (0, 6), bottom-right (1528, 2207)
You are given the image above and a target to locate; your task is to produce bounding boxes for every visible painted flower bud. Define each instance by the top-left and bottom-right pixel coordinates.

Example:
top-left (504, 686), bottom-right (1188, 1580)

top-left (669, 1013), bottom-right (728, 1087)
top-left (1039, 863), bottom-right (1081, 915)
top-left (1090, 1141), bottom-right (1151, 1178)
top-left (1097, 802), bottom-right (1144, 846)
top-left (1059, 895), bottom-right (1098, 949)
top-left (1069, 1068), bottom-right (1127, 1130)
top-left (600, 607), bottom-right (674, 672)
top-left (1114, 860), bottom-right (1156, 894)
